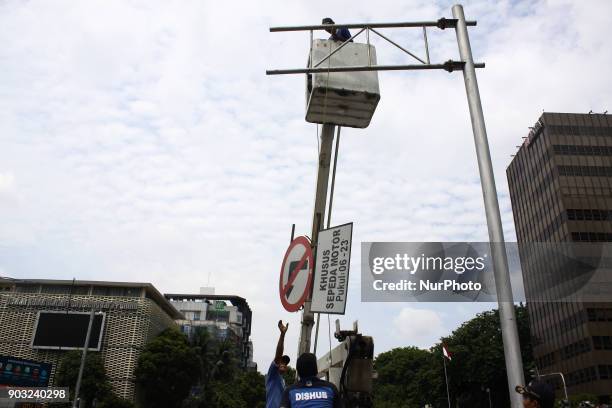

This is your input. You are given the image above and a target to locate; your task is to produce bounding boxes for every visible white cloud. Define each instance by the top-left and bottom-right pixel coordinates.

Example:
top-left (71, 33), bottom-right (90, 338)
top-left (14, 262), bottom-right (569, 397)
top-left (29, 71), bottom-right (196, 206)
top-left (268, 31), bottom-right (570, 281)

top-left (0, 173), bottom-right (15, 193)
top-left (392, 307), bottom-right (446, 348)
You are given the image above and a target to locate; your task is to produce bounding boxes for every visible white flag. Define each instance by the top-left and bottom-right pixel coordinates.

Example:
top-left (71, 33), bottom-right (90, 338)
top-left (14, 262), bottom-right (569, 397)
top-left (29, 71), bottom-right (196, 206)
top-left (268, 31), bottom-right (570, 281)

top-left (442, 344), bottom-right (452, 361)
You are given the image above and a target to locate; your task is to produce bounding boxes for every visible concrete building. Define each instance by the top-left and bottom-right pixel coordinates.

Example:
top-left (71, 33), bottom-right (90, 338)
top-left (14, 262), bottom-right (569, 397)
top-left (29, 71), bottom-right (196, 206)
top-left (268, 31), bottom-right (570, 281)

top-left (507, 112), bottom-right (612, 400)
top-left (0, 277), bottom-right (182, 403)
top-left (165, 288), bottom-right (255, 370)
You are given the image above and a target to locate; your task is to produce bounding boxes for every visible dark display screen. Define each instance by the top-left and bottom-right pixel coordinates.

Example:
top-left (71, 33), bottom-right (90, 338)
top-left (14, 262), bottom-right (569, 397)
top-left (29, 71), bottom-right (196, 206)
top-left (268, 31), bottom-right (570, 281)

top-left (32, 312), bottom-right (104, 350)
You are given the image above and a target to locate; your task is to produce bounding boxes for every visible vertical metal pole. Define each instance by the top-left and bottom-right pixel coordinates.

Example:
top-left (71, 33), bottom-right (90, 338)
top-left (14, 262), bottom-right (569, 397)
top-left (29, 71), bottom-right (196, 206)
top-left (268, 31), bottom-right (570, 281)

top-left (443, 356), bottom-right (451, 408)
top-left (327, 127), bottom-right (341, 230)
top-left (73, 309), bottom-right (95, 408)
top-left (314, 125), bottom-right (342, 356)
top-left (298, 123), bottom-right (335, 357)
top-left (309, 30), bottom-right (313, 68)
top-left (452, 4), bottom-right (525, 407)
top-left (366, 28), bottom-right (371, 66)
top-left (313, 313), bottom-right (321, 354)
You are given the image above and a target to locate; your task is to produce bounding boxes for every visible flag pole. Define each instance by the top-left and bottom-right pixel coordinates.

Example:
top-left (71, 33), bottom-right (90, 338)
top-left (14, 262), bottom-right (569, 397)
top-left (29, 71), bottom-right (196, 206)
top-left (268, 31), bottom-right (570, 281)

top-left (443, 350), bottom-right (451, 408)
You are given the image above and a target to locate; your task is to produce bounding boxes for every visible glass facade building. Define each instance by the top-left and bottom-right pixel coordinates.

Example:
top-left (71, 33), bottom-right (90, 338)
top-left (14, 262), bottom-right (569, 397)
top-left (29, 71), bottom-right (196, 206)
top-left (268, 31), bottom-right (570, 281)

top-left (507, 112), bottom-right (612, 399)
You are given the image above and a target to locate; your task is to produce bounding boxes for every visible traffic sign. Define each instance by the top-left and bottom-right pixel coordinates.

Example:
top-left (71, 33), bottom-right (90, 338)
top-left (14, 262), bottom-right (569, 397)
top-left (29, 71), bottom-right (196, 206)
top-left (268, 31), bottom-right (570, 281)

top-left (311, 223), bottom-right (352, 314)
top-left (279, 236), bottom-right (314, 312)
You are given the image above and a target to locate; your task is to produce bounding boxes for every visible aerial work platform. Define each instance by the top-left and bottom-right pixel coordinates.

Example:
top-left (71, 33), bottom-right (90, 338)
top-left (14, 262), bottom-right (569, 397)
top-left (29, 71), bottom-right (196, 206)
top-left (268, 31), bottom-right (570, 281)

top-left (306, 39), bottom-right (380, 129)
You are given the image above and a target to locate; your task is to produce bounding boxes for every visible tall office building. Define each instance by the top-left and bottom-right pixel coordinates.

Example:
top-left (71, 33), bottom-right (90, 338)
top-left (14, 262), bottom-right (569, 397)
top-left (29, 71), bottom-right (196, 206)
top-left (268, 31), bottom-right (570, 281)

top-left (507, 112), bottom-right (612, 400)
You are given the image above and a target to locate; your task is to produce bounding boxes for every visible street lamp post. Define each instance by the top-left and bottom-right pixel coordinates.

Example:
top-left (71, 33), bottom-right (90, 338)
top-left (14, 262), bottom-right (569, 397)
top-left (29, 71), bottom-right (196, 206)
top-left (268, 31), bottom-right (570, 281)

top-left (73, 309), bottom-right (95, 408)
top-left (535, 372), bottom-right (569, 402)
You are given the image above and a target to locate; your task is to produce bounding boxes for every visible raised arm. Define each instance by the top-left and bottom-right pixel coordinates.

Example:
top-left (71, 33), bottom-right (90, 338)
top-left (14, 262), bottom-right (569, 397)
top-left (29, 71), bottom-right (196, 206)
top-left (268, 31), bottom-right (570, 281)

top-left (274, 320), bottom-right (289, 364)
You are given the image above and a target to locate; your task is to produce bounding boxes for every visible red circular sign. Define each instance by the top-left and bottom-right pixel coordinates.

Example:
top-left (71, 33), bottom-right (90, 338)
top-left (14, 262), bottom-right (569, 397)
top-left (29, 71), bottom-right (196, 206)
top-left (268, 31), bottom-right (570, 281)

top-left (279, 236), bottom-right (314, 312)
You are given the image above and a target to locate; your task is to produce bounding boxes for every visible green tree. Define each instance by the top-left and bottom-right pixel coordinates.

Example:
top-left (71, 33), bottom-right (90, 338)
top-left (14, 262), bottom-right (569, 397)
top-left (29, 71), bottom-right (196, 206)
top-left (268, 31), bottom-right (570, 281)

top-left (209, 339), bottom-right (239, 381)
top-left (191, 326), bottom-right (215, 383)
top-left (282, 366), bottom-right (296, 386)
top-left (237, 370), bottom-right (266, 408)
top-left (182, 370), bottom-right (266, 408)
top-left (54, 351), bottom-right (111, 408)
top-left (441, 304), bottom-right (534, 407)
top-left (373, 346), bottom-right (442, 408)
top-left (568, 393), bottom-right (598, 406)
top-left (96, 394), bottom-right (136, 408)
top-left (135, 328), bottom-right (201, 408)
top-left (373, 305), bottom-right (534, 408)
top-left (52, 350), bottom-right (136, 408)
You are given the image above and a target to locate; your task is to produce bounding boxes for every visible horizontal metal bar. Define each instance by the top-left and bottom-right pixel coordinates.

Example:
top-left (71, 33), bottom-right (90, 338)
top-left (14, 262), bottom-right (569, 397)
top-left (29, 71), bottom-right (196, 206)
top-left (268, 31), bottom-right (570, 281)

top-left (270, 19), bottom-right (476, 32)
top-left (266, 61), bottom-right (485, 75)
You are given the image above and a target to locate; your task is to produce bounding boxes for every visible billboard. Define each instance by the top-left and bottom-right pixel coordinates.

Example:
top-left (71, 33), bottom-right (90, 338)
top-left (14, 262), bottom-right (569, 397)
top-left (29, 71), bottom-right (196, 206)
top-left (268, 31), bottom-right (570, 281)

top-left (31, 311), bottom-right (105, 351)
top-left (0, 355), bottom-right (51, 387)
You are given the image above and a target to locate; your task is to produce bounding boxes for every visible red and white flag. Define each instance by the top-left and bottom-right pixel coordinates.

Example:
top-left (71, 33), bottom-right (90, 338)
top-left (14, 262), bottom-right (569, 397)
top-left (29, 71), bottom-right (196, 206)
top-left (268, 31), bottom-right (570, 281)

top-left (442, 344), bottom-right (452, 361)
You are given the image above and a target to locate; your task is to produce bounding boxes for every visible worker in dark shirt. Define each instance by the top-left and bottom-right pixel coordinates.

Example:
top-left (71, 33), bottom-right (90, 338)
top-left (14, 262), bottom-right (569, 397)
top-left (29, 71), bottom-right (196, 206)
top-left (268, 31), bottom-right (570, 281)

top-left (515, 381), bottom-right (555, 408)
top-left (280, 352), bottom-right (342, 408)
top-left (322, 17), bottom-right (352, 42)
top-left (266, 320), bottom-right (290, 408)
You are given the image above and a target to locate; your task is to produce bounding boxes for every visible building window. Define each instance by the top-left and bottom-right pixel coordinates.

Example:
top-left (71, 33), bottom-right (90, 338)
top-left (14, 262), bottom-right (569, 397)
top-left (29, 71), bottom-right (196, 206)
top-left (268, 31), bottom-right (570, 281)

top-left (15, 285), bottom-right (39, 293)
top-left (558, 165), bottom-right (612, 177)
top-left (567, 366), bottom-right (598, 387)
top-left (206, 310), bottom-right (230, 322)
top-left (39, 285), bottom-right (90, 295)
top-left (571, 232), bottom-right (612, 242)
top-left (599, 365), bottom-right (612, 380)
top-left (593, 336), bottom-right (612, 350)
top-left (182, 311), bottom-right (201, 321)
top-left (548, 125), bottom-right (612, 137)
top-left (566, 209), bottom-right (612, 221)
top-left (587, 308), bottom-right (612, 321)
top-left (561, 338), bottom-right (592, 360)
top-left (553, 144), bottom-right (612, 156)
top-left (92, 286), bottom-right (140, 297)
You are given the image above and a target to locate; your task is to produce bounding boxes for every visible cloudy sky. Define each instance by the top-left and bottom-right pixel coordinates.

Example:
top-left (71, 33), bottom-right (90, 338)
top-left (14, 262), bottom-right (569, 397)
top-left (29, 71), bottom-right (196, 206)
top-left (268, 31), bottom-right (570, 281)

top-left (1, 0), bottom-right (611, 369)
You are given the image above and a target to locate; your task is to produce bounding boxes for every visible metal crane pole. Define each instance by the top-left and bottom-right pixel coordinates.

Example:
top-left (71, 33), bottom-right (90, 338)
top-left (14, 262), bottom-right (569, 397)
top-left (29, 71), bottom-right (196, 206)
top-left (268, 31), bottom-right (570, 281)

top-left (452, 5), bottom-right (525, 407)
top-left (297, 123), bottom-right (335, 357)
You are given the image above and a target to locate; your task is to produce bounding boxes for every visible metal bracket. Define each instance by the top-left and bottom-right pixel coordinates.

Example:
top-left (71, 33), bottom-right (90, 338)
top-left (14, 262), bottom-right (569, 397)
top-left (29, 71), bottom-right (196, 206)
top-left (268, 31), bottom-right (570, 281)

top-left (334, 319), bottom-right (359, 341)
top-left (266, 18), bottom-right (483, 76)
top-left (436, 17), bottom-right (455, 29)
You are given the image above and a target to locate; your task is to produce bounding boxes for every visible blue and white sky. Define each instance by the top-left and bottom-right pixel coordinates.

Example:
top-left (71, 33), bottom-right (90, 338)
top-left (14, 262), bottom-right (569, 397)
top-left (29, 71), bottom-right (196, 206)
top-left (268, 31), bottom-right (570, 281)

top-left (1, 0), bottom-right (611, 370)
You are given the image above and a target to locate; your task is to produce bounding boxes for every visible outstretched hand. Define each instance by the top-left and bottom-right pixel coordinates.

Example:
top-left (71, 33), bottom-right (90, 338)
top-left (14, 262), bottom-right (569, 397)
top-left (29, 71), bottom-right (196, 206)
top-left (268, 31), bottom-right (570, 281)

top-left (278, 320), bottom-right (289, 334)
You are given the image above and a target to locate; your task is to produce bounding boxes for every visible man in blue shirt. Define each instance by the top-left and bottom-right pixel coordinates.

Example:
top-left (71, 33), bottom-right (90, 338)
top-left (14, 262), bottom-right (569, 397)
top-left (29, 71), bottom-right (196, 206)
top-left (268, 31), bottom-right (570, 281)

top-left (322, 18), bottom-right (352, 43)
top-left (280, 352), bottom-right (342, 408)
top-left (266, 320), bottom-right (291, 408)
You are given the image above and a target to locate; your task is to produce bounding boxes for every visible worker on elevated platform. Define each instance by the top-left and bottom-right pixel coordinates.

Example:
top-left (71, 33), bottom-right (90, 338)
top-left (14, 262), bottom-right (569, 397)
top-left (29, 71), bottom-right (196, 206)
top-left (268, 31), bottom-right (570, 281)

top-left (280, 352), bottom-right (342, 408)
top-left (266, 320), bottom-right (291, 408)
top-left (322, 18), bottom-right (352, 43)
